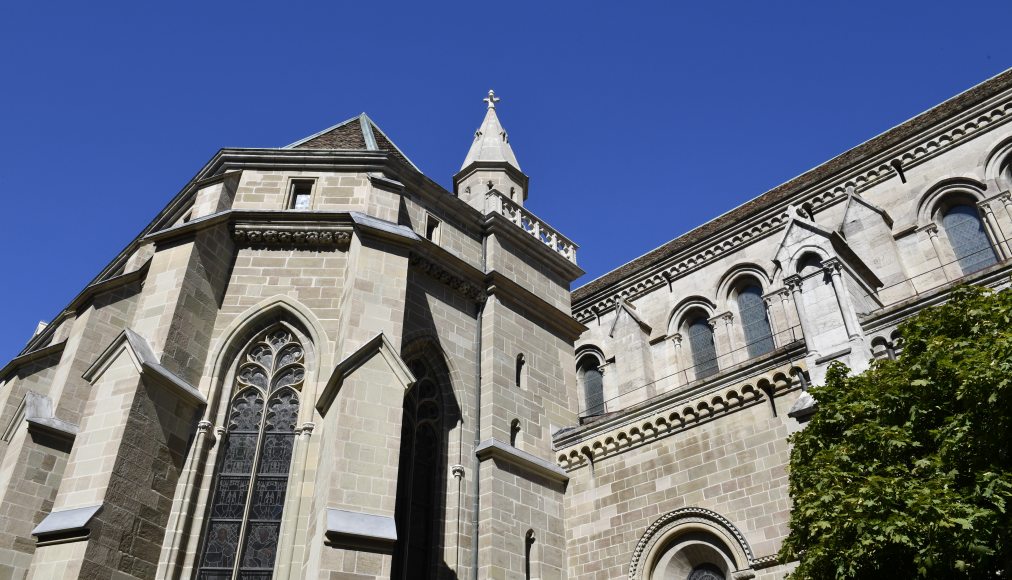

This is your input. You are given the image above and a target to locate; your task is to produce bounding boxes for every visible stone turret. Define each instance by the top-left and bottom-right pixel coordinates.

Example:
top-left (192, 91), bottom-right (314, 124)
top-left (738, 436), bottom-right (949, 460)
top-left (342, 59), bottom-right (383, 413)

top-left (454, 90), bottom-right (530, 212)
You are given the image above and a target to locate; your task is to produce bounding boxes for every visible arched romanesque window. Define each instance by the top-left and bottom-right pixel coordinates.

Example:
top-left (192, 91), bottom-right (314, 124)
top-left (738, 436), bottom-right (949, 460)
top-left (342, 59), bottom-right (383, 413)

top-left (735, 285), bottom-right (774, 358)
top-left (941, 204), bottom-right (997, 275)
top-left (392, 359), bottom-right (444, 580)
top-left (197, 328), bottom-right (304, 580)
top-left (577, 353), bottom-right (604, 415)
top-left (687, 315), bottom-right (718, 380)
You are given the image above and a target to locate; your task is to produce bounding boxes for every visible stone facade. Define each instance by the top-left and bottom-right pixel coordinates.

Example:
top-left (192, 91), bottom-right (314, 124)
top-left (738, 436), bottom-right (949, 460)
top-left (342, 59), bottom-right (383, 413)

top-left (2, 72), bottom-right (1012, 580)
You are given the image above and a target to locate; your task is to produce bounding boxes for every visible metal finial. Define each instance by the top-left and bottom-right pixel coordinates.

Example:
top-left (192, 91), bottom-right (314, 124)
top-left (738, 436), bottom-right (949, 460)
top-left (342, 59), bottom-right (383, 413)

top-left (483, 89), bottom-right (500, 109)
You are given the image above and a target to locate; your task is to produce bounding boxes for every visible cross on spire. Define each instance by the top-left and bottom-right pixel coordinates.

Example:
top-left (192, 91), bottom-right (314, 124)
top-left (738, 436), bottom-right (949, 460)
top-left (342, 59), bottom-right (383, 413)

top-left (483, 89), bottom-right (500, 109)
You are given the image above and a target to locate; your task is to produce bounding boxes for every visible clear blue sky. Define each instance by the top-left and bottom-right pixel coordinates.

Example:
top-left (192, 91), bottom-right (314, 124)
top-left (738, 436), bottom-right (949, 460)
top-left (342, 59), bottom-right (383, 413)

top-left (1, 1), bottom-right (1010, 363)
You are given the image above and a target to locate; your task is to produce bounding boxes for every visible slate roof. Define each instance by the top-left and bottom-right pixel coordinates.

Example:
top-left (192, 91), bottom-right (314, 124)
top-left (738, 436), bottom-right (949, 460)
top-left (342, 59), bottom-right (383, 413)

top-left (573, 67), bottom-right (1012, 303)
top-left (285, 113), bottom-right (419, 172)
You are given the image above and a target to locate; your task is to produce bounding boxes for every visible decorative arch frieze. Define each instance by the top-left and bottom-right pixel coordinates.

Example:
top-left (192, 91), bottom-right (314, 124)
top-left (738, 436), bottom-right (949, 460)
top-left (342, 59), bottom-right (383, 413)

top-left (574, 95), bottom-right (1012, 324)
top-left (556, 362), bottom-right (804, 471)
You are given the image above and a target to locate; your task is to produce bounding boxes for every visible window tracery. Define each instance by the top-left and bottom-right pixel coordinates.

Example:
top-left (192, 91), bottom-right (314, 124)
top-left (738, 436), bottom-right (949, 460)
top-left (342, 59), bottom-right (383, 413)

top-left (197, 328), bottom-right (304, 580)
top-left (392, 359), bottom-right (444, 580)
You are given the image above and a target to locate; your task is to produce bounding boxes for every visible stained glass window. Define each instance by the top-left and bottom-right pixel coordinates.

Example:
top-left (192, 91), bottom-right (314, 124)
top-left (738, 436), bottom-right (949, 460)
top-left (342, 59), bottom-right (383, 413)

top-left (688, 316), bottom-right (718, 380)
top-left (737, 285), bottom-right (774, 358)
top-left (687, 563), bottom-right (726, 580)
top-left (392, 360), bottom-right (443, 580)
top-left (578, 355), bottom-right (604, 415)
top-left (197, 328), bottom-right (304, 580)
top-left (942, 204), bottom-right (997, 275)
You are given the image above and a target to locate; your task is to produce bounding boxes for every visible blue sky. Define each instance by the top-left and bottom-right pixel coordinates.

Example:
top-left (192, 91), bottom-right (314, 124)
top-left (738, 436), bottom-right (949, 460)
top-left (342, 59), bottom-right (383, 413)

top-left (1, 1), bottom-right (1010, 362)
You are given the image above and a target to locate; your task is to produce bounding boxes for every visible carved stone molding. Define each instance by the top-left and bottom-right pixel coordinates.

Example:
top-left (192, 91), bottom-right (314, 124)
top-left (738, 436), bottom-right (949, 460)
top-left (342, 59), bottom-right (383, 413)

top-left (627, 507), bottom-right (757, 580)
top-left (231, 225), bottom-right (351, 248)
top-left (556, 362), bottom-right (805, 471)
top-left (573, 95), bottom-right (1012, 323)
top-left (409, 254), bottom-right (486, 302)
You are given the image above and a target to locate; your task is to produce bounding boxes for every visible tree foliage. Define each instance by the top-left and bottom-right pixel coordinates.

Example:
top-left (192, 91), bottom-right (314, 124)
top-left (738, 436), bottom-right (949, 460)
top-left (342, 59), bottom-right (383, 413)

top-left (781, 285), bottom-right (1012, 578)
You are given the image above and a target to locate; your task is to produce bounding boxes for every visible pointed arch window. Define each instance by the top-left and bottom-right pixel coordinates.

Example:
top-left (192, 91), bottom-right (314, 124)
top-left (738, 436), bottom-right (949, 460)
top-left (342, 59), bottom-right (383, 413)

top-left (197, 328), bottom-right (304, 580)
top-left (687, 316), bottom-right (718, 380)
top-left (736, 285), bottom-right (774, 358)
top-left (392, 360), bottom-right (444, 580)
top-left (941, 204), bottom-right (997, 275)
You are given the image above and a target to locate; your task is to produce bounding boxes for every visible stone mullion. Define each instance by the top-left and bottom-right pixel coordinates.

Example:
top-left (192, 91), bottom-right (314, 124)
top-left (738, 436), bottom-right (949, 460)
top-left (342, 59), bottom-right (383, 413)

top-left (230, 387), bottom-right (271, 580)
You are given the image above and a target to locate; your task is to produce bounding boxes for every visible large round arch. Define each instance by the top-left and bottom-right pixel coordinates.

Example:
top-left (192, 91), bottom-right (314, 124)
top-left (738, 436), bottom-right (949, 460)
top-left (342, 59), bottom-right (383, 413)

top-left (628, 508), bottom-right (755, 580)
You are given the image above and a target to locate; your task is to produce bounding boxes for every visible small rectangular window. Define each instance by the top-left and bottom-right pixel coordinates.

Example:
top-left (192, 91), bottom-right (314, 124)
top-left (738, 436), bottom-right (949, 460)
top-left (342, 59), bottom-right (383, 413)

top-left (425, 214), bottom-right (441, 243)
top-left (288, 180), bottom-right (314, 210)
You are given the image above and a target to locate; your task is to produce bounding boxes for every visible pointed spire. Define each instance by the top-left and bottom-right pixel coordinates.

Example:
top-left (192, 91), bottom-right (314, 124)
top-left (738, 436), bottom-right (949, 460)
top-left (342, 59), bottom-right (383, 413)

top-left (460, 89), bottom-right (521, 171)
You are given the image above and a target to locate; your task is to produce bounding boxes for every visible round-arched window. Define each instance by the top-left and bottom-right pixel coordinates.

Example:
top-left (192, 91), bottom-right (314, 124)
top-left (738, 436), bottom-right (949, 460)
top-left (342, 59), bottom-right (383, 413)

top-left (735, 284), bottom-right (773, 358)
top-left (940, 204), bottom-right (997, 275)
top-left (686, 316), bottom-right (718, 380)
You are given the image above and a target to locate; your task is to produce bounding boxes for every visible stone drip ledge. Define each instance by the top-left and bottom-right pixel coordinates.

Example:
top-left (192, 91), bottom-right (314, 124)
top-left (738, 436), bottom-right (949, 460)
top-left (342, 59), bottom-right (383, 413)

top-left (325, 508), bottom-right (397, 554)
top-left (32, 504), bottom-right (102, 546)
top-left (1, 390), bottom-right (79, 444)
top-left (555, 363), bottom-right (805, 472)
top-left (475, 439), bottom-right (570, 484)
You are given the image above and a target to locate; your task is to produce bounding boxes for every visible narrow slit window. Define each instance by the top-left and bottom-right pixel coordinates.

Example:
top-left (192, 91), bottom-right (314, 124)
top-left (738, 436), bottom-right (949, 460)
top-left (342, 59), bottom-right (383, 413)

top-left (425, 215), bottom-right (441, 243)
top-left (288, 180), bottom-right (314, 210)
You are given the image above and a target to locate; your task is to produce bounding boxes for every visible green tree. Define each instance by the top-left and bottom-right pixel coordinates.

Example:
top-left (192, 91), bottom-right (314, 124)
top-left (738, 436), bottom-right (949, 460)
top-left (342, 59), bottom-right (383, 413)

top-left (780, 285), bottom-right (1012, 578)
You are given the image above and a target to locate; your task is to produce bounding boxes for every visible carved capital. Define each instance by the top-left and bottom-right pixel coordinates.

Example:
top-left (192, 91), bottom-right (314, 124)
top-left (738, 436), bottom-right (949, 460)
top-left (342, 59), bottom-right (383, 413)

top-left (822, 257), bottom-right (844, 276)
top-left (783, 274), bottom-right (803, 293)
top-left (921, 222), bottom-right (940, 237)
top-left (450, 464), bottom-right (465, 479)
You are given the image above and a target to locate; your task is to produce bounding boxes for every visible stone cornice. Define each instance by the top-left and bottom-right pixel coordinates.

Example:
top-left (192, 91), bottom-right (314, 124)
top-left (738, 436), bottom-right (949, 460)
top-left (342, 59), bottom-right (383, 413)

top-left (409, 253), bottom-right (486, 303)
top-left (554, 355), bottom-right (806, 471)
top-left (0, 340), bottom-right (67, 382)
top-left (573, 87), bottom-right (1012, 322)
top-left (485, 271), bottom-right (588, 340)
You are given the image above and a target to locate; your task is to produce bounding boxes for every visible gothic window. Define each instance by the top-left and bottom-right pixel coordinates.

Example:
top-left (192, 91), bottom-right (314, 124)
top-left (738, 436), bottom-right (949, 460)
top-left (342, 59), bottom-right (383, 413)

top-left (197, 328), bottom-right (304, 580)
top-left (687, 315), bottom-right (718, 380)
top-left (577, 354), bottom-right (604, 415)
top-left (736, 284), bottom-right (774, 358)
top-left (687, 563), bottom-right (726, 580)
top-left (392, 360), bottom-right (444, 580)
top-left (941, 204), bottom-right (997, 275)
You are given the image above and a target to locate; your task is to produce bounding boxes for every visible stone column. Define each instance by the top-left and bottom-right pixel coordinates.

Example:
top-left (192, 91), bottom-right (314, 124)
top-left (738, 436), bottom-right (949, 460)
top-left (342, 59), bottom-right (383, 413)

top-left (670, 333), bottom-right (684, 386)
top-left (978, 201), bottom-right (1009, 259)
top-left (823, 259), bottom-right (862, 341)
top-left (921, 223), bottom-right (951, 281)
top-left (784, 275), bottom-right (818, 357)
top-left (155, 419), bottom-right (215, 580)
top-left (276, 421), bottom-right (315, 580)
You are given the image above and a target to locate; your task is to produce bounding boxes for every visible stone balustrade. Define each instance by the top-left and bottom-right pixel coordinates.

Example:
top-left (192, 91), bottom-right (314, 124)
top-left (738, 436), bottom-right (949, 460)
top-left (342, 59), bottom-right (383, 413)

top-left (487, 190), bottom-right (579, 264)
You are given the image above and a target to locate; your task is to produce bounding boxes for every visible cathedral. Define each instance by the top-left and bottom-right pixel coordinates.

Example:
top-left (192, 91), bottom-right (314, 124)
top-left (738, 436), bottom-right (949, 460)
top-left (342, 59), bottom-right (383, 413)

top-left (2, 68), bottom-right (1012, 580)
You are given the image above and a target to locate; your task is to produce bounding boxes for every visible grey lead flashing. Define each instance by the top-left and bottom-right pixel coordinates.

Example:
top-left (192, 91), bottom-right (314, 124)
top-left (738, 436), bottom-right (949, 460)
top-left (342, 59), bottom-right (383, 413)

top-left (349, 211), bottom-right (421, 244)
top-left (82, 329), bottom-right (207, 408)
top-left (32, 504), bottom-right (102, 544)
top-left (325, 508), bottom-right (397, 554)
top-left (475, 439), bottom-right (570, 484)
top-left (359, 115), bottom-right (379, 151)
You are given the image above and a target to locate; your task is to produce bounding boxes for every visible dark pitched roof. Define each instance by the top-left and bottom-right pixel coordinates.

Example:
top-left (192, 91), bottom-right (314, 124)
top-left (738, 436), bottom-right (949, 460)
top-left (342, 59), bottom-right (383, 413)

top-left (285, 113), bottom-right (419, 172)
top-left (572, 67), bottom-right (1012, 304)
